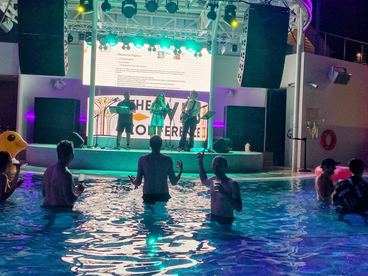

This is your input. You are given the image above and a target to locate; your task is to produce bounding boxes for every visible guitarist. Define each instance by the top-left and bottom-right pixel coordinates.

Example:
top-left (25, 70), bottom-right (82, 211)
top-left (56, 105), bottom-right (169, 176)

top-left (177, 90), bottom-right (201, 152)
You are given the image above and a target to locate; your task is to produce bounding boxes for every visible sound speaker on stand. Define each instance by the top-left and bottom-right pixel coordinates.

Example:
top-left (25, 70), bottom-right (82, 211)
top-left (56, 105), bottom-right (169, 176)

top-left (67, 132), bottom-right (85, 148)
top-left (213, 138), bottom-right (233, 153)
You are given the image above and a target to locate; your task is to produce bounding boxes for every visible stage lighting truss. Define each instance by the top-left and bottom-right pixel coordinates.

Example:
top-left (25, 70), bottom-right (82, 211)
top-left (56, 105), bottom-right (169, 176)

top-left (78, 0), bottom-right (93, 14)
top-left (165, 0), bottom-right (179, 14)
top-left (121, 36), bottom-right (131, 50)
top-left (223, 3), bottom-right (237, 27)
top-left (122, 0), bottom-right (138, 18)
top-left (101, 0), bottom-right (112, 13)
top-left (206, 1), bottom-right (218, 21)
top-left (145, 0), bottom-right (158, 13)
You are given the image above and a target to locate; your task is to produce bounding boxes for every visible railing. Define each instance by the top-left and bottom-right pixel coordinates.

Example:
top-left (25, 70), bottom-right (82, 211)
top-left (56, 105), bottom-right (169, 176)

top-left (316, 31), bottom-right (368, 65)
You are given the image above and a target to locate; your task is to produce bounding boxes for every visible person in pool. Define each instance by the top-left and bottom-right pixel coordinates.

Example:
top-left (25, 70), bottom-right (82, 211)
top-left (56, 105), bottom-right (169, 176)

top-left (129, 135), bottom-right (183, 204)
top-left (315, 158), bottom-right (339, 202)
top-left (197, 151), bottom-right (242, 225)
top-left (0, 151), bottom-right (23, 202)
top-left (42, 140), bottom-right (84, 207)
top-left (332, 158), bottom-right (368, 215)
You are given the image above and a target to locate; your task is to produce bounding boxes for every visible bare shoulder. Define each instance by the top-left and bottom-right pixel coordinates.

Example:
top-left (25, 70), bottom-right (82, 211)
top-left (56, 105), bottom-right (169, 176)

top-left (227, 178), bottom-right (240, 188)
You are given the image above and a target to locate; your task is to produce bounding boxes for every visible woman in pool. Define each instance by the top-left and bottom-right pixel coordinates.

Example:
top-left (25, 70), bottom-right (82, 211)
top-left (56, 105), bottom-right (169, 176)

top-left (149, 93), bottom-right (167, 137)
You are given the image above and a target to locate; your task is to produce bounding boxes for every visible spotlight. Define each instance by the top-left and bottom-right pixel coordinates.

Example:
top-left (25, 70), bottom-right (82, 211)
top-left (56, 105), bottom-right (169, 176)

top-left (121, 36), bottom-right (131, 50)
top-left (223, 4), bottom-right (237, 27)
top-left (99, 35), bottom-right (107, 45)
top-left (68, 33), bottom-right (73, 44)
top-left (146, 0), bottom-right (158, 12)
top-left (78, 0), bottom-right (93, 13)
top-left (106, 33), bottom-right (118, 46)
top-left (207, 41), bottom-right (212, 54)
top-left (85, 32), bottom-right (92, 45)
top-left (159, 38), bottom-right (171, 50)
top-left (207, 2), bottom-right (218, 21)
top-left (133, 36), bottom-right (145, 49)
top-left (166, 0), bottom-right (178, 14)
top-left (101, 0), bottom-right (112, 12)
top-left (147, 38), bottom-right (158, 52)
top-left (122, 0), bottom-right (137, 18)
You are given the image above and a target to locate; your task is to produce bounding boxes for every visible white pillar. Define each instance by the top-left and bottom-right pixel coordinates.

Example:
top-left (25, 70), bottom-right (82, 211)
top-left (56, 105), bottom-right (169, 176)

top-left (87, 0), bottom-right (98, 147)
top-left (207, 2), bottom-right (222, 151)
top-left (292, 7), bottom-right (304, 172)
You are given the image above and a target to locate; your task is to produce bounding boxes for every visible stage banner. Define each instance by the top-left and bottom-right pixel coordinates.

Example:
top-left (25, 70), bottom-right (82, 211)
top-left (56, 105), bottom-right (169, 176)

top-left (86, 95), bottom-right (208, 141)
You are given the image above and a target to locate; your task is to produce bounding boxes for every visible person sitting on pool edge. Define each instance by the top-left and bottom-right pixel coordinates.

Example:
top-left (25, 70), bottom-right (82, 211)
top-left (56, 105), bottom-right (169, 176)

top-left (197, 151), bottom-right (242, 225)
top-left (42, 140), bottom-right (84, 207)
top-left (0, 151), bottom-right (23, 202)
top-left (129, 135), bottom-right (183, 204)
top-left (332, 158), bottom-right (368, 214)
top-left (315, 158), bottom-right (339, 202)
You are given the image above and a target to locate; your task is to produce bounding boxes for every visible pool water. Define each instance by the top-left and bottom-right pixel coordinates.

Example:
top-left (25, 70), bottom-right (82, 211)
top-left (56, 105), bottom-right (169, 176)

top-left (1, 173), bottom-right (368, 275)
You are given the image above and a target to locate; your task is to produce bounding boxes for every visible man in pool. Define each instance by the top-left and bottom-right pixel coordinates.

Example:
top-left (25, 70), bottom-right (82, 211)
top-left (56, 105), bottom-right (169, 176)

top-left (332, 158), bottom-right (368, 214)
top-left (42, 140), bottom-right (84, 207)
top-left (0, 151), bottom-right (23, 202)
top-left (129, 135), bottom-right (183, 204)
top-left (197, 151), bottom-right (242, 225)
top-left (315, 158), bottom-right (339, 202)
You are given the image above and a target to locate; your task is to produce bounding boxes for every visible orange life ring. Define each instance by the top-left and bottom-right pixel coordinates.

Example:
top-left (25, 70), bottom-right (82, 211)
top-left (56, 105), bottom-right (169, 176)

top-left (321, 130), bottom-right (336, 150)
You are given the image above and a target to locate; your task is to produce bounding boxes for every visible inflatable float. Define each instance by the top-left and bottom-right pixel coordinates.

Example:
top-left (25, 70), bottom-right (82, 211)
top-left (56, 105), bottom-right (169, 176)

top-left (0, 131), bottom-right (28, 175)
top-left (315, 165), bottom-right (351, 183)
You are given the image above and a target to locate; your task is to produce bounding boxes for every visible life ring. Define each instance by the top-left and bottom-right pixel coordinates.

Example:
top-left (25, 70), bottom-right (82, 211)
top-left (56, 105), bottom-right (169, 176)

top-left (321, 130), bottom-right (336, 150)
top-left (315, 165), bottom-right (351, 183)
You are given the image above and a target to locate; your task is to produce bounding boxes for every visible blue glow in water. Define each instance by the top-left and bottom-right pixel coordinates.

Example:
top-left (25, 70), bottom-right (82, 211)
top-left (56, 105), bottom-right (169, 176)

top-left (1, 174), bottom-right (368, 275)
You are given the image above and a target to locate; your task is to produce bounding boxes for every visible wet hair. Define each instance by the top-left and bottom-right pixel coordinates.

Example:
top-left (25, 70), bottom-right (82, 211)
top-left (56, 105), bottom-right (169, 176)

top-left (57, 140), bottom-right (74, 161)
top-left (213, 155), bottom-right (228, 168)
top-left (190, 90), bottom-right (198, 99)
top-left (0, 151), bottom-right (11, 169)
top-left (348, 158), bottom-right (365, 175)
top-left (154, 93), bottom-right (166, 105)
top-left (150, 135), bottom-right (162, 151)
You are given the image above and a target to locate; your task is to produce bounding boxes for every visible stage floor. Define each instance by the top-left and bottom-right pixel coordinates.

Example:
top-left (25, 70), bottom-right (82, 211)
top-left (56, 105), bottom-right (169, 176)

top-left (26, 144), bottom-right (264, 173)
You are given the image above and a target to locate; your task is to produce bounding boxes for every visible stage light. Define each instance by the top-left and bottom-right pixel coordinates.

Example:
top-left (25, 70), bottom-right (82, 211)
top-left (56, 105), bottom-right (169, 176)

top-left (101, 0), bottom-right (112, 12)
top-left (166, 0), bottom-right (178, 14)
top-left (223, 3), bottom-right (237, 27)
top-left (85, 32), bottom-right (92, 45)
top-left (99, 35), bottom-right (107, 45)
top-left (121, 36), bottom-right (131, 50)
top-left (106, 33), bottom-right (118, 46)
top-left (122, 0), bottom-right (137, 18)
top-left (146, 0), bottom-right (158, 12)
top-left (185, 40), bottom-right (195, 52)
top-left (207, 41), bottom-right (212, 54)
top-left (133, 36), bottom-right (145, 49)
top-left (147, 38), bottom-right (158, 52)
top-left (78, 0), bottom-right (93, 13)
top-left (68, 33), bottom-right (73, 44)
top-left (207, 2), bottom-right (218, 21)
top-left (159, 38), bottom-right (171, 50)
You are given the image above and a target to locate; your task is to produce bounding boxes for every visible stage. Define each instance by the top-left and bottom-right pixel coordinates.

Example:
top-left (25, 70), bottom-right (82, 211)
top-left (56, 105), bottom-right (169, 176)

top-left (26, 144), bottom-right (264, 173)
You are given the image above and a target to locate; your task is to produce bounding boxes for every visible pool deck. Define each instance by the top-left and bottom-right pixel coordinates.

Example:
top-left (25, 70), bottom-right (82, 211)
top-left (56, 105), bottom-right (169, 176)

top-left (26, 143), bottom-right (264, 174)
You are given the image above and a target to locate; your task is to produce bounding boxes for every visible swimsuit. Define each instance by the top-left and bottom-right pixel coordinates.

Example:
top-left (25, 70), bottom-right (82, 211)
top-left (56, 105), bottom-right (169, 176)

top-left (209, 213), bottom-right (235, 225)
top-left (142, 193), bottom-right (171, 204)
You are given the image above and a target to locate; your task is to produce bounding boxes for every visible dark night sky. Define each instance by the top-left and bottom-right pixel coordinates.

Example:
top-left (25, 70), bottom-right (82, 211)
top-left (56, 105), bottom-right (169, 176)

top-left (311, 0), bottom-right (368, 43)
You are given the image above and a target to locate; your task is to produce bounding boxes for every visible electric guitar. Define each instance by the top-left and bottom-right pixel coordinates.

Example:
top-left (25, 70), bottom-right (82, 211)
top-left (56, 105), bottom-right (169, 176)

top-left (180, 104), bottom-right (208, 124)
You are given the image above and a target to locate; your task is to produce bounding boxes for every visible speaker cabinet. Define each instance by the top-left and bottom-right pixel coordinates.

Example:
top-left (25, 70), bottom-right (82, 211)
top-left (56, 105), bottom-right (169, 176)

top-left (238, 5), bottom-right (289, 89)
top-left (224, 106), bottom-right (265, 152)
top-left (18, 0), bottom-right (68, 76)
top-left (213, 138), bottom-right (233, 153)
top-left (328, 66), bottom-right (351, 85)
top-left (34, 98), bottom-right (80, 144)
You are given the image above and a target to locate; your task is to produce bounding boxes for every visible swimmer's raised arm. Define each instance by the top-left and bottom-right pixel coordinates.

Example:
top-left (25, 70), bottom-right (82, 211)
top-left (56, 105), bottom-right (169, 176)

top-left (130, 158), bottom-right (144, 187)
top-left (197, 151), bottom-right (209, 185)
top-left (168, 159), bottom-right (182, 185)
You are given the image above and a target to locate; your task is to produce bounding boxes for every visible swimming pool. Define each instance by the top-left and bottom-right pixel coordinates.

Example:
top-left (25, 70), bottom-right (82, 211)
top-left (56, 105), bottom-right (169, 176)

top-left (1, 173), bottom-right (368, 275)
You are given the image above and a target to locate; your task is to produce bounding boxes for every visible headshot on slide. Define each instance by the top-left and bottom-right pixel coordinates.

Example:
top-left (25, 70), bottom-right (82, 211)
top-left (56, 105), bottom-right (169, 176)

top-left (157, 51), bottom-right (165, 59)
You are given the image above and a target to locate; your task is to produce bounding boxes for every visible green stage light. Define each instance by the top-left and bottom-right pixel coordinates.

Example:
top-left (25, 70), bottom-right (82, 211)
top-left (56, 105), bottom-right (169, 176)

top-left (165, 0), bottom-right (178, 14)
top-left (122, 0), bottom-right (137, 18)
top-left (146, 0), bottom-right (158, 12)
top-left (133, 37), bottom-right (145, 49)
top-left (106, 34), bottom-right (118, 46)
top-left (78, 0), bottom-right (93, 13)
top-left (101, 0), bottom-right (112, 12)
top-left (159, 38), bottom-right (171, 50)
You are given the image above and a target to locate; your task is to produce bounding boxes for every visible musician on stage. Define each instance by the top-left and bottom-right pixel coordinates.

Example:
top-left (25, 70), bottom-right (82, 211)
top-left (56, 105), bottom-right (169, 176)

top-left (149, 93), bottom-right (167, 137)
top-left (114, 91), bottom-right (136, 150)
top-left (177, 90), bottom-right (201, 152)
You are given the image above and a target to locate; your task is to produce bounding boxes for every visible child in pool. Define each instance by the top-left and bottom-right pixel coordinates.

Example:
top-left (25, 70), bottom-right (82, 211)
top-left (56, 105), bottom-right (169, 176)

top-left (0, 151), bottom-right (23, 202)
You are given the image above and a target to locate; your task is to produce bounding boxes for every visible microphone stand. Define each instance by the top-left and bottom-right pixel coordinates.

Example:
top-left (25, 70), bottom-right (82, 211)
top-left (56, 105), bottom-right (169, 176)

top-left (95, 98), bottom-right (119, 149)
top-left (167, 98), bottom-right (175, 151)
